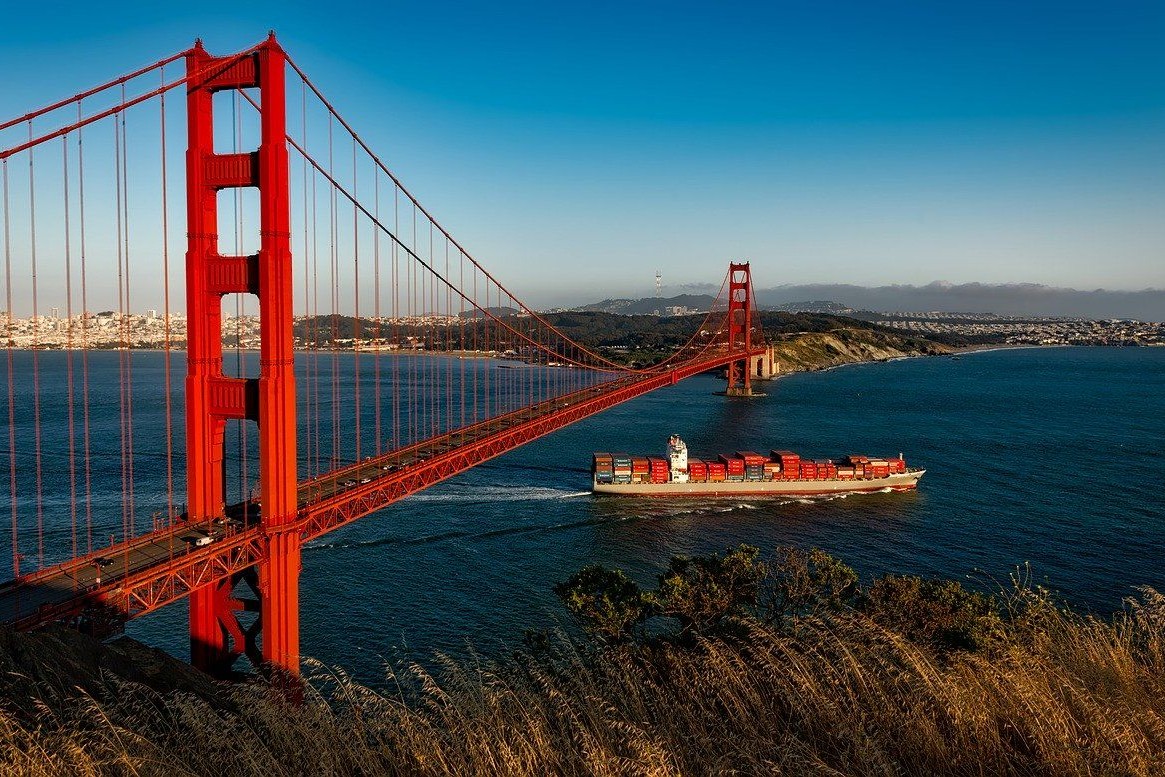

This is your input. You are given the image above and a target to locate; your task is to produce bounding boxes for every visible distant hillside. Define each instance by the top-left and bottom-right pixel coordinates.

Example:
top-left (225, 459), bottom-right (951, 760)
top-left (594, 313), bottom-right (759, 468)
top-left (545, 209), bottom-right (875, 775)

top-left (287, 310), bottom-right (951, 367)
top-left (768, 300), bottom-right (856, 315)
top-left (768, 327), bottom-right (950, 372)
top-left (569, 294), bottom-right (716, 316)
top-left (458, 306), bottom-right (520, 320)
top-left (754, 283), bottom-right (1165, 321)
top-left (570, 296), bottom-right (866, 317)
top-left (540, 309), bottom-right (948, 368)
top-left (625, 283), bottom-right (1165, 321)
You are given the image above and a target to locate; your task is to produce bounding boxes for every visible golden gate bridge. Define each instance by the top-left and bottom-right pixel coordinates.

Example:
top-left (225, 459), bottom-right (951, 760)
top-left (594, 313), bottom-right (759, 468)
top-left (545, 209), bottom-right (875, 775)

top-left (0, 34), bottom-right (765, 679)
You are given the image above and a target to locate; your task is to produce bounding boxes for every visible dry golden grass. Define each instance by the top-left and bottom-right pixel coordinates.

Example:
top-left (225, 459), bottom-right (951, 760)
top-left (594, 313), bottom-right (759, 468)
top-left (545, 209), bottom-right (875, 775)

top-left (2, 586), bottom-right (1163, 776)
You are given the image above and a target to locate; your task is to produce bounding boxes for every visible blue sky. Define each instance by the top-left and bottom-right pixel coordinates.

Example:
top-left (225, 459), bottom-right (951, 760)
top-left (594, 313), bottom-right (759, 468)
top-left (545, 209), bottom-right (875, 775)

top-left (1, 0), bottom-right (1162, 306)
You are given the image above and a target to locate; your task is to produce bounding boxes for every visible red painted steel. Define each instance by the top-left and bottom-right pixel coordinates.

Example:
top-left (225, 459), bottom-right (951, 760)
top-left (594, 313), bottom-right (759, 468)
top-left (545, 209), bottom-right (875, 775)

top-left (184, 35), bottom-right (299, 678)
top-left (726, 262), bottom-right (753, 395)
top-left (185, 38), bottom-right (228, 672)
top-left (254, 35), bottom-right (301, 679)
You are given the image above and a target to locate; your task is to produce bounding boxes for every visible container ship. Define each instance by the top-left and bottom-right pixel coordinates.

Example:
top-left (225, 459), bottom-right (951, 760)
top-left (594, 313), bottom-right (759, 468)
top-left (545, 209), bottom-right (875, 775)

top-left (592, 435), bottom-right (924, 497)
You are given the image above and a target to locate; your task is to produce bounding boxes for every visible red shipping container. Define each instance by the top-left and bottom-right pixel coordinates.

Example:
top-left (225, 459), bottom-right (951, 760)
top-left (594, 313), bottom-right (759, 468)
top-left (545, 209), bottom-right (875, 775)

top-left (718, 454), bottom-right (745, 469)
top-left (737, 451), bottom-right (767, 466)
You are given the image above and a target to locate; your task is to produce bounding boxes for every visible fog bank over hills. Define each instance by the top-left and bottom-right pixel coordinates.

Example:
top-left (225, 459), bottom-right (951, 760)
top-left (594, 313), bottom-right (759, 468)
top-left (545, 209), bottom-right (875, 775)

top-left (644, 282), bottom-right (1164, 321)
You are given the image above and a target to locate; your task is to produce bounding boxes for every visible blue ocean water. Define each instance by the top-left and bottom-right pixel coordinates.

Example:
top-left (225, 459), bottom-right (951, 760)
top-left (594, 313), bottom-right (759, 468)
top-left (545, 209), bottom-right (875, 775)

top-left (9, 347), bottom-right (1165, 679)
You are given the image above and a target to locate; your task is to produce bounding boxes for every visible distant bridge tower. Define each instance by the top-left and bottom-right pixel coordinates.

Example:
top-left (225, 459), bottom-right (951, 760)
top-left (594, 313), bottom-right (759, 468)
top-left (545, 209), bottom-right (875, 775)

top-left (655, 270), bottom-right (663, 298)
top-left (725, 262), bottom-right (756, 396)
top-left (185, 34), bottom-right (300, 680)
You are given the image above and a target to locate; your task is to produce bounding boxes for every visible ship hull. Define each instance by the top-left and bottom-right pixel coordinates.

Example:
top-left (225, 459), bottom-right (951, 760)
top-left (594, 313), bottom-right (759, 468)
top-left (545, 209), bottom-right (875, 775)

top-left (593, 470), bottom-right (924, 497)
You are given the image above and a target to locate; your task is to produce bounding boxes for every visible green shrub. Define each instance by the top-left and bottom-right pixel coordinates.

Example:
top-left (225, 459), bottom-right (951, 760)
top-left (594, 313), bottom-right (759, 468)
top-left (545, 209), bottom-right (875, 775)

top-left (552, 565), bottom-right (650, 644)
top-left (654, 544), bottom-right (767, 637)
top-left (764, 546), bottom-right (859, 620)
top-left (862, 575), bottom-right (1002, 651)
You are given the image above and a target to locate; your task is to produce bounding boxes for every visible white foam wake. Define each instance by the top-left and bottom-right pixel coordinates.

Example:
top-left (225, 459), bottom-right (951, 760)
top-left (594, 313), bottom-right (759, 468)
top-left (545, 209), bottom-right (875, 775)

top-left (409, 486), bottom-right (590, 504)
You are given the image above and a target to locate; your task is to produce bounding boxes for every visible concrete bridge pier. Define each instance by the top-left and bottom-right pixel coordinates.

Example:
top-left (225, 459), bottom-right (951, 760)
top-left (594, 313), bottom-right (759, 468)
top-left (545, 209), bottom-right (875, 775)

top-left (750, 346), bottom-right (780, 380)
top-left (724, 347), bottom-right (779, 396)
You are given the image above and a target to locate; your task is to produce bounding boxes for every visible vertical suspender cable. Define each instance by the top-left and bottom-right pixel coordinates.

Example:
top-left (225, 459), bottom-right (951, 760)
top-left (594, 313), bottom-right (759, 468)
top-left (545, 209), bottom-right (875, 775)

top-left (311, 160), bottom-right (320, 477)
top-left (445, 238), bottom-right (451, 438)
top-left (432, 227), bottom-right (438, 437)
top-left (63, 136), bottom-right (77, 565)
top-left (472, 267), bottom-right (478, 425)
top-left (459, 249), bottom-right (465, 431)
top-left (2, 160), bottom-right (16, 577)
top-left (373, 168), bottom-right (381, 454)
top-left (301, 78), bottom-right (312, 478)
top-left (113, 109), bottom-right (128, 557)
top-left (28, 122), bottom-right (44, 568)
top-left (328, 115), bottom-right (338, 467)
top-left (392, 184), bottom-right (399, 454)
top-left (352, 136), bottom-right (360, 462)
top-left (409, 202), bottom-right (416, 447)
top-left (111, 110), bottom-right (125, 550)
top-left (77, 109), bottom-right (93, 555)
top-left (159, 66), bottom-right (175, 530)
top-left (121, 90), bottom-right (137, 543)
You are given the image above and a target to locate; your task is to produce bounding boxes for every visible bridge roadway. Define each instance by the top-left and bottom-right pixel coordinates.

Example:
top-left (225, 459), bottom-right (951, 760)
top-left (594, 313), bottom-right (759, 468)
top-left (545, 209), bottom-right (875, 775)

top-left (0, 349), bottom-right (760, 632)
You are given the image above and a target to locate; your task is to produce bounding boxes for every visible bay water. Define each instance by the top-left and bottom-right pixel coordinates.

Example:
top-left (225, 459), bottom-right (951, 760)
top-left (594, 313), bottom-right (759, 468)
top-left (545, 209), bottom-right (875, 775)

top-left (8, 346), bottom-right (1163, 680)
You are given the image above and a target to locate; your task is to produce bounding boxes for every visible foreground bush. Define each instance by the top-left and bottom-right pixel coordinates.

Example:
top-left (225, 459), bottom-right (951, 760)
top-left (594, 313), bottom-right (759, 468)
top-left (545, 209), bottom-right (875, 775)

top-left (1, 553), bottom-right (1163, 775)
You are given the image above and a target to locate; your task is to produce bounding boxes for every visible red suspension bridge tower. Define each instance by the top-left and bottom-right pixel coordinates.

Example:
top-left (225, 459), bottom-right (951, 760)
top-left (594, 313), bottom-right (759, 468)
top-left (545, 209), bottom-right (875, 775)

top-left (185, 35), bottom-right (300, 677)
top-left (725, 262), bottom-right (756, 396)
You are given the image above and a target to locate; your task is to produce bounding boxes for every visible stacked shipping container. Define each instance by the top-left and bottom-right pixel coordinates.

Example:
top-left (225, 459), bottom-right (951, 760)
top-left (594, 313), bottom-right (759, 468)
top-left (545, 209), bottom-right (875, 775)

top-left (718, 454), bottom-right (746, 482)
top-left (595, 447), bottom-right (911, 486)
top-left (593, 453), bottom-right (614, 484)
top-left (613, 453), bottom-right (632, 484)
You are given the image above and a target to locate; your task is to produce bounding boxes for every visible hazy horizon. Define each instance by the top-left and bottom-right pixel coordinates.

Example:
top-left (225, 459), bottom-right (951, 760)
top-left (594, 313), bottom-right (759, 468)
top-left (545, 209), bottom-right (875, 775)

top-left (549, 279), bottom-right (1165, 321)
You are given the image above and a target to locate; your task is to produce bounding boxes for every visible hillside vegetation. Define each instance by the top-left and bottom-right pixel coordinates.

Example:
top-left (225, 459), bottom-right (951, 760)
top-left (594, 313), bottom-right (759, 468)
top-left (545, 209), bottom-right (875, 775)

top-left (290, 310), bottom-right (951, 372)
top-left (538, 310), bottom-right (950, 369)
top-left (1, 547), bottom-right (1161, 776)
top-left (767, 326), bottom-right (951, 372)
